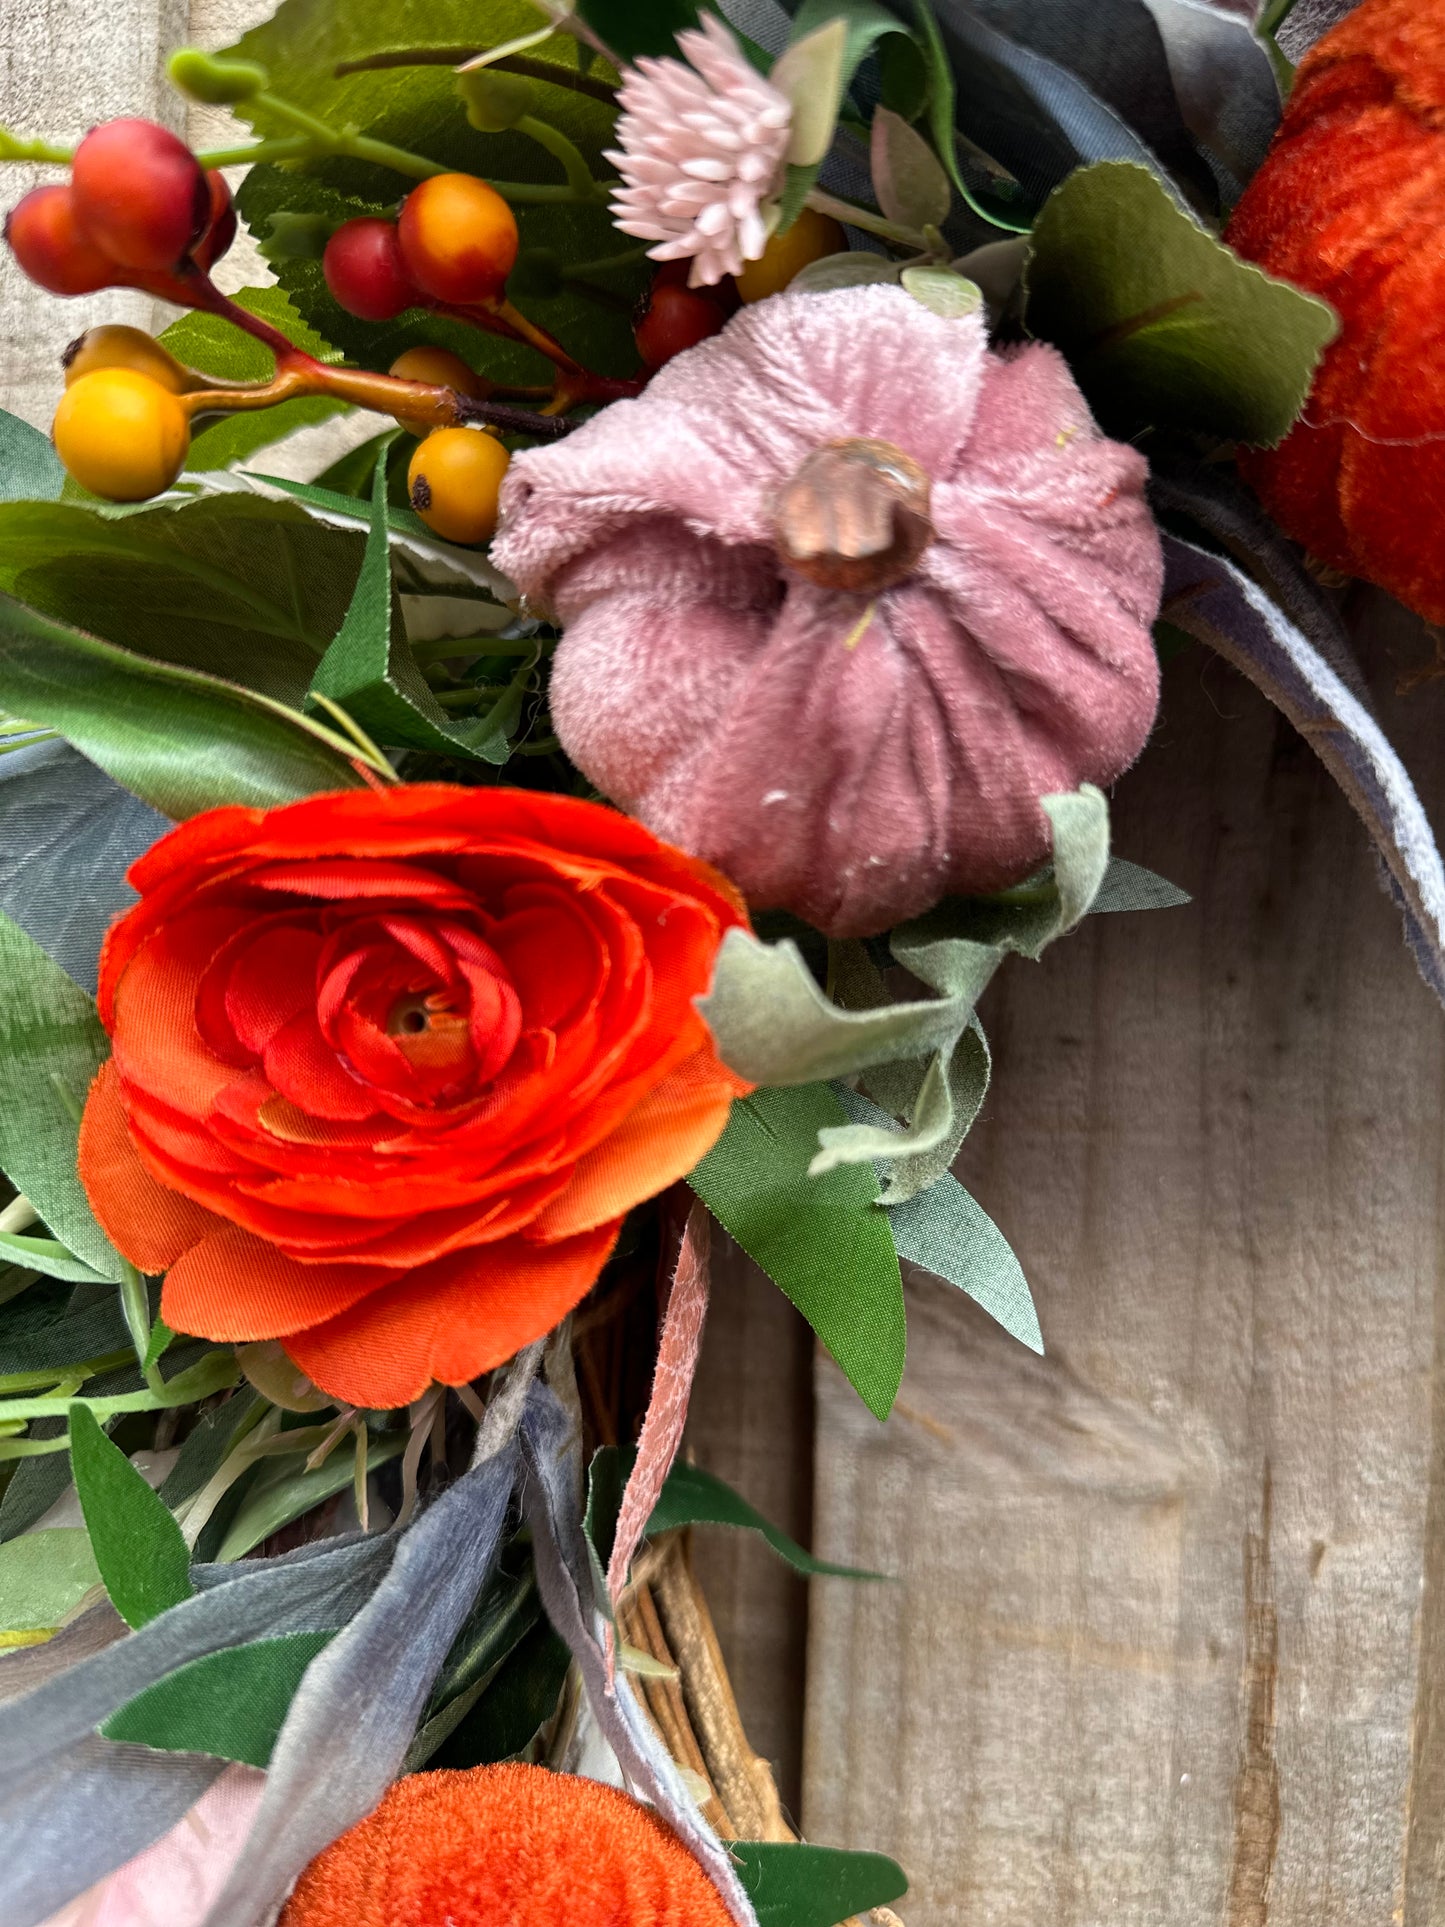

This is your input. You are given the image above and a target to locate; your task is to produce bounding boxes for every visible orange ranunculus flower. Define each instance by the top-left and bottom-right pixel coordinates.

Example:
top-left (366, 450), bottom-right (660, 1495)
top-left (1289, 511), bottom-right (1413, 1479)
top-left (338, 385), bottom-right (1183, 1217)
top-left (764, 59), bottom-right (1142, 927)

top-left (78, 785), bottom-right (750, 1408)
top-left (279, 1763), bottom-right (735, 1926)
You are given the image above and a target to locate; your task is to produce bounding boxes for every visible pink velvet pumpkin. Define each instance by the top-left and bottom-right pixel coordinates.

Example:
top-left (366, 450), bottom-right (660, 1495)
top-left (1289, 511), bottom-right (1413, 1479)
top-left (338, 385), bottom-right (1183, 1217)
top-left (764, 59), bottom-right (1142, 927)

top-left (493, 284), bottom-right (1163, 938)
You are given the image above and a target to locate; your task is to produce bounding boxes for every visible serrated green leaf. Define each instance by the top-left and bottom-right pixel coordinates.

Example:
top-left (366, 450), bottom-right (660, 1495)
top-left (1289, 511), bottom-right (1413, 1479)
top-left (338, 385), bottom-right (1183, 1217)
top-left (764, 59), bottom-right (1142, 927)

top-left (102, 1630), bottom-right (333, 1765)
top-left (0, 1527), bottom-right (99, 1636)
top-left (309, 451), bottom-right (526, 759)
top-left (214, 1431), bottom-right (406, 1561)
top-left (222, 0), bottom-right (639, 381)
top-left (590, 1445), bottom-right (885, 1578)
top-left (690, 1084), bottom-right (905, 1421)
top-left (1024, 160), bottom-right (1339, 445)
top-left (0, 594), bottom-right (363, 817)
top-left (69, 1402), bottom-right (193, 1629)
top-left (0, 909), bottom-right (118, 1278)
top-left (159, 286), bottom-right (351, 472)
top-left (733, 1841), bottom-right (908, 1927)
top-left (0, 406), bottom-right (64, 504)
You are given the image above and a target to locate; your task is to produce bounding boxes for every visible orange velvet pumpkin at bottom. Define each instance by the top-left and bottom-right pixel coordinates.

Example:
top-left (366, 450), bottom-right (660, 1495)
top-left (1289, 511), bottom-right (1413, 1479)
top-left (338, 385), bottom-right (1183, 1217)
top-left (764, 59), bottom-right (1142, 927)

top-left (278, 1763), bottom-right (735, 1927)
top-left (1227, 0), bottom-right (1445, 622)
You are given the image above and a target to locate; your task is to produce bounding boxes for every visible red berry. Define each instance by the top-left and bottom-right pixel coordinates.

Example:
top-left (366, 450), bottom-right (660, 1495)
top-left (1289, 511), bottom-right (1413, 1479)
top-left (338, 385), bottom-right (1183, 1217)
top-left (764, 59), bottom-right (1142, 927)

top-left (652, 258), bottom-right (739, 313)
top-left (634, 283), bottom-right (728, 370)
top-left (397, 174), bottom-right (519, 305)
top-left (192, 170), bottom-right (237, 271)
top-left (4, 184), bottom-right (116, 296)
top-left (323, 217), bottom-right (420, 322)
top-left (71, 118), bottom-right (210, 273)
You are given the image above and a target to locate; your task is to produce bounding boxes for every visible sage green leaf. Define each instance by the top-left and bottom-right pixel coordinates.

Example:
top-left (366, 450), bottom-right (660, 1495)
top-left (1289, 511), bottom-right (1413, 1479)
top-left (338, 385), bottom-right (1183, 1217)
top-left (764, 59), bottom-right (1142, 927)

top-left (1024, 160), bottom-right (1339, 445)
top-left (0, 1230), bottom-right (108, 1285)
top-left (733, 1841), bottom-right (908, 1927)
top-left (690, 1085), bottom-right (906, 1421)
top-left (0, 1528), bottom-right (99, 1636)
top-left (775, 0), bottom-right (918, 228)
top-left (158, 286), bottom-right (350, 472)
top-left (0, 595), bottom-right (363, 817)
top-left (592, 1445), bottom-right (885, 1579)
top-left (0, 406), bottom-right (64, 504)
top-left (102, 1631), bottom-right (334, 1766)
top-left (834, 1082), bottom-right (1042, 1351)
top-left (69, 1403), bottom-right (193, 1629)
top-left (1093, 856), bottom-right (1191, 913)
top-left (309, 452), bottom-right (523, 760)
top-left (872, 105), bottom-right (951, 227)
top-left (0, 908), bottom-right (119, 1277)
top-left (214, 1432), bottom-right (406, 1562)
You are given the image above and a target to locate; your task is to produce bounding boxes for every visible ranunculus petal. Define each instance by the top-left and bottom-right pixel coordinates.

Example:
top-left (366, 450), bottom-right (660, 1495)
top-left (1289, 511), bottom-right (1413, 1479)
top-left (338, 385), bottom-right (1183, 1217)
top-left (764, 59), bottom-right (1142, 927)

top-left (161, 1224), bottom-right (393, 1340)
top-left (78, 1062), bottom-right (229, 1274)
top-left (284, 1223), bottom-right (622, 1407)
top-left (264, 1011), bottom-right (380, 1123)
top-left (223, 925), bottom-right (325, 1058)
top-left (532, 1051), bottom-right (742, 1239)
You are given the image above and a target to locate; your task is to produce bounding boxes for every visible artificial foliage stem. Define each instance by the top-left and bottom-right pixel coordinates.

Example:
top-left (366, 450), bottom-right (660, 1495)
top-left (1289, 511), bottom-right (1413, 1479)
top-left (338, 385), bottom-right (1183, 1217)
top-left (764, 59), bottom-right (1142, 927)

top-left (804, 186), bottom-right (931, 251)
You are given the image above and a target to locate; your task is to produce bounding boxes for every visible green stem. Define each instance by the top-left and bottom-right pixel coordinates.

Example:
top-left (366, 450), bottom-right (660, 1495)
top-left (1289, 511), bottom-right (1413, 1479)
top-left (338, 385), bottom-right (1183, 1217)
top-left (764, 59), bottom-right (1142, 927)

top-left (804, 187), bottom-right (928, 252)
top-left (0, 1352), bottom-right (131, 1396)
top-left (0, 1434), bottom-right (75, 1461)
top-left (118, 1259), bottom-right (152, 1382)
top-left (515, 114), bottom-right (601, 200)
top-left (567, 244), bottom-right (649, 279)
top-left (0, 128), bottom-right (73, 164)
top-left (195, 133), bottom-right (315, 168)
top-left (334, 48), bottom-right (618, 108)
top-left (0, 1351), bottom-right (237, 1424)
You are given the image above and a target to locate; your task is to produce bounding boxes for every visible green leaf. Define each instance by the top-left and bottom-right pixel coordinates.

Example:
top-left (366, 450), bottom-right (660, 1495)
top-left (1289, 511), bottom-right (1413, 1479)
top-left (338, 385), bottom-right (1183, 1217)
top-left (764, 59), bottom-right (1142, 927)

top-left (574, 0), bottom-right (700, 60)
top-left (732, 1841), bottom-right (908, 1927)
top-left (834, 1084), bottom-right (1042, 1352)
top-left (102, 1630), bottom-right (333, 1765)
top-left (592, 1446), bottom-right (884, 1578)
top-left (0, 909), bottom-right (118, 1277)
top-left (309, 451), bottom-right (524, 759)
top-left (1024, 160), bottom-right (1339, 445)
top-left (871, 105), bottom-right (952, 229)
top-left (775, 0), bottom-right (918, 229)
top-left (0, 406), bottom-right (64, 504)
top-left (213, 1430), bottom-right (406, 1561)
top-left (157, 1389), bottom-right (263, 1508)
top-left (159, 286), bottom-right (351, 472)
top-left (69, 1402), bottom-right (193, 1629)
top-left (0, 594), bottom-right (363, 817)
top-left (0, 491), bottom-right (368, 705)
top-left (423, 1618), bottom-right (571, 1770)
top-left (223, 0), bottom-right (640, 382)
top-left (690, 1084), bottom-right (905, 1421)
top-left (0, 1527), bottom-right (99, 1637)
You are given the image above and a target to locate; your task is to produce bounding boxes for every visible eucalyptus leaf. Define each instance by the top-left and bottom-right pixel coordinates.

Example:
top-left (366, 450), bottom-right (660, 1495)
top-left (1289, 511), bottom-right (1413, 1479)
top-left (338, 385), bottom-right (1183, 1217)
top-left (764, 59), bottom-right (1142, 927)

top-left (0, 739), bottom-right (164, 994)
top-left (102, 1630), bottom-right (333, 1766)
top-left (0, 407), bottom-right (64, 504)
top-left (733, 1841), bottom-right (909, 1927)
top-left (690, 1083), bottom-right (906, 1421)
top-left (0, 909), bottom-right (119, 1277)
top-left (1024, 160), bottom-right (1338, 445)
top-left (69, 1404), bottom-right (193, 1630)
top-left (0, 595), bottom-right (363, 818)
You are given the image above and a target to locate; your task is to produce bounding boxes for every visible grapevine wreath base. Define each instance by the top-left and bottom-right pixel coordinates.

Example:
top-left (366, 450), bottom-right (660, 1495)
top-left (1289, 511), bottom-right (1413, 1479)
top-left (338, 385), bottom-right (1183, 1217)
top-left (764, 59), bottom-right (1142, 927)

top-left (1, 0), bottom-right (1445, 1921)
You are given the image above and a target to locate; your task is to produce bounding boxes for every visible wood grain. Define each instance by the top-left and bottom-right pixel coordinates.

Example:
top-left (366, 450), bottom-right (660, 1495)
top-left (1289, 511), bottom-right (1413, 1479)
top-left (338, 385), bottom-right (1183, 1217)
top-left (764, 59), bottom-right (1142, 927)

top-left (804, 590), bottom-right (1445, 1924)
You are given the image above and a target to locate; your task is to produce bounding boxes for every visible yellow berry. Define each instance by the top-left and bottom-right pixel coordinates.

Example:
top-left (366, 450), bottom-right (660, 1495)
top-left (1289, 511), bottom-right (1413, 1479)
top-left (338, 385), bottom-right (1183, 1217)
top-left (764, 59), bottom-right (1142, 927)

top-left (52, 368), bottom-right (190, 501)
top-left (387, 347), bottom-right (488, 428)
top-left (407, 427), bottom-right (511, 545)
top-left (735, 208), bottom-right (848, 303)
top-left (62, 324), bottom-right (192, 393)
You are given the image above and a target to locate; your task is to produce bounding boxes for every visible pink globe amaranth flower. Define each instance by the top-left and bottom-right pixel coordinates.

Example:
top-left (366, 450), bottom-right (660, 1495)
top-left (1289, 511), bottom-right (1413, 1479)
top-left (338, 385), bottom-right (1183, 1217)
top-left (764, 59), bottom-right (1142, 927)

top-left (493, 285), bottom-right (1164, 940)
top-left (605, 13), bottom-right (792, 287)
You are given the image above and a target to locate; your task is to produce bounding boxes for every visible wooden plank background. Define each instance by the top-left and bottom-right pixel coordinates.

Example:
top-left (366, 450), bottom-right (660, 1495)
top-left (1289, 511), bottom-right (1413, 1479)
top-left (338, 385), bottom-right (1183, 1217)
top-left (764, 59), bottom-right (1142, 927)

top-left (5, 6), bottom-right (1445, 1921)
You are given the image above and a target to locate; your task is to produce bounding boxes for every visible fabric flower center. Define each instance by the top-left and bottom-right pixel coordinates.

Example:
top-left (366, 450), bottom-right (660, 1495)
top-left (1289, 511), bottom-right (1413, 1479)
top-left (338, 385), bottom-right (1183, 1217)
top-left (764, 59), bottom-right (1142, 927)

top-left (772, 436), bottom-right (934, 596)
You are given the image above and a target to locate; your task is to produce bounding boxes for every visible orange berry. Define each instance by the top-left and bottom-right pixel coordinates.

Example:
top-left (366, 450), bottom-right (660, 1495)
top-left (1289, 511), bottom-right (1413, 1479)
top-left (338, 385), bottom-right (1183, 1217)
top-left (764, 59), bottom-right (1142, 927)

top-left (407, 428), bottom-right (511, 545)
top-left (5, 184), bottom-right (116, 296)
top-left (62, 325), bottom-right (192, 393)
top-left (734, 207), bottom-right (847, 303)
top-left (53, 368), bottom-right (190, 501)
top-left (398, 174), bottom-right (519, 306)
top-left (388, 347), bottom-right (488, 428)
top-left (71, 118), bottom-right (210, 273)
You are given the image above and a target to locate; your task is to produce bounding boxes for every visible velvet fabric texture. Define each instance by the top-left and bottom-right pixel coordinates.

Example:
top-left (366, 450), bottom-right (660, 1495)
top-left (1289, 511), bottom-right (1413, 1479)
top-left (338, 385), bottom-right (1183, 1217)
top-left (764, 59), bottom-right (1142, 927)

top-left (494, 284), bottom-right (1163, 939)
top-left (1228, 0), bottom-right (1445, 621)
top-left (277, 1764), bottom-right (735, 1927)
top-left (76, 786), bottom-right (749, 1408)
